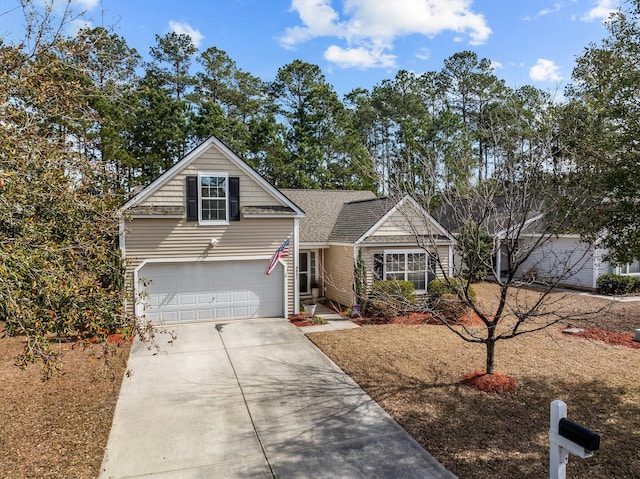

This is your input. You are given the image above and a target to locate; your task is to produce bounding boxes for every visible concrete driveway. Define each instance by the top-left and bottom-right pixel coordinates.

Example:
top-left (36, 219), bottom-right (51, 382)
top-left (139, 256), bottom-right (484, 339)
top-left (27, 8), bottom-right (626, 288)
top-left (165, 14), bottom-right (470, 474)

top-left (99, 318), bottom-right (456, 479)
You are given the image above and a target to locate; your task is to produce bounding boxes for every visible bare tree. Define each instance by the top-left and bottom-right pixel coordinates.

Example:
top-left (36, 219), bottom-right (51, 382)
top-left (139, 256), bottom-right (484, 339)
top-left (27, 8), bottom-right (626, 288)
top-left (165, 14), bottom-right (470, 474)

top-left (376, 87), bottom-right (606, 375)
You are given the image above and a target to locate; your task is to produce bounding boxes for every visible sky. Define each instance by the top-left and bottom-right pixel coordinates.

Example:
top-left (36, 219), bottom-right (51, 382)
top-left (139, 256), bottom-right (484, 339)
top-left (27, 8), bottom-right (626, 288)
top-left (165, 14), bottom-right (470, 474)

top-left (0, 0), bottom-right (622, 96)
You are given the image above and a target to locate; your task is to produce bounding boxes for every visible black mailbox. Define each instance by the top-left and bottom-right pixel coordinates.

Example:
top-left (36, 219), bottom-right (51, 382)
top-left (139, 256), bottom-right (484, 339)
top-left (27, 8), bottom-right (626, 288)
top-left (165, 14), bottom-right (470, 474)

top-left (558, 418), bottom-right (600, 452)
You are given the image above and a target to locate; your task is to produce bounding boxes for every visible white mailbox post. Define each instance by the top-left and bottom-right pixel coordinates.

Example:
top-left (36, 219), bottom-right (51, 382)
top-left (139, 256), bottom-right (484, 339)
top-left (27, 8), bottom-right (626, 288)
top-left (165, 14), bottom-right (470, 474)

top-left (549, 400), bottom-right (600, 479)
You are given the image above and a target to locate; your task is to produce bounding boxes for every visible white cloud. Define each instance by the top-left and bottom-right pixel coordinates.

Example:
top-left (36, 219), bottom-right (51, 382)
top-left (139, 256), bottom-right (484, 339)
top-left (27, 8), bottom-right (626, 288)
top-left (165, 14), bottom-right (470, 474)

top-left (490, 60), bottom-right (503, 70)
top-left (415, 47), bottom-right (430, 61)
top-left (324, 44), bottom-right (396, 68)
top-left (523, 2), bottom-right (565, 21)
top-left (280, 0), bottom-right (343, 48)
top-left (72, 0), bottom-right (100, 9)
top-left (169, 20), bottom-right (204, 48)
top-left (581, 0), bottom-right (618, 22)
top-left (529, 58), bottom-right (563, 82)
top-left (280, 0), bottom-right (492, 69)
top-left (38, 0), bottom-right (98, 15)
top-left (539, 2), bottom-right (564, 17)
top-left (68, 18), bottom-right (92, 34)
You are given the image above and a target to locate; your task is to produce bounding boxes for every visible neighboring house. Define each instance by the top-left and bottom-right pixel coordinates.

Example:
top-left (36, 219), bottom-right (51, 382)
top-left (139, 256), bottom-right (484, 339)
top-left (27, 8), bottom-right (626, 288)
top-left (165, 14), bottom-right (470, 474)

top-left (497, 221), bottom-right (637, 291)
top-left (281, 189), bottom-right (455, 308)
top-left (436, 200), bottom-right (636, 291)
top-left (120, 136), bottom-right (304, 324)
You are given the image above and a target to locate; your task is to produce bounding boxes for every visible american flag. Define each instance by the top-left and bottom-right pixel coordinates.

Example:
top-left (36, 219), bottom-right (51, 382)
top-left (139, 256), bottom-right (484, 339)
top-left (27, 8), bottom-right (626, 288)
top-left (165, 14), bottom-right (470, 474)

top-left (265, 238), bottom-right (290, 275)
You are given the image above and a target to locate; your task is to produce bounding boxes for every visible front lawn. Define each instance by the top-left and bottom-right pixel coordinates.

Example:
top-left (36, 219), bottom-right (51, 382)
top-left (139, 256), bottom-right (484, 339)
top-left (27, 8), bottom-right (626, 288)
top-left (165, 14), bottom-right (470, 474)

top-left (308, 285), bottom-right (640, 478)
top-left (0, 332), bottom-right (130, 478)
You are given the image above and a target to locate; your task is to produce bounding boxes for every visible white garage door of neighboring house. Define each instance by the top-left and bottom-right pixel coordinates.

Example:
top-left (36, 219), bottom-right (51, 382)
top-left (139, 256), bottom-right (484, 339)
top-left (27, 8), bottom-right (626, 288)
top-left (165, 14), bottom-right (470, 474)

top-left (138, 260), bottom-right (284, 324)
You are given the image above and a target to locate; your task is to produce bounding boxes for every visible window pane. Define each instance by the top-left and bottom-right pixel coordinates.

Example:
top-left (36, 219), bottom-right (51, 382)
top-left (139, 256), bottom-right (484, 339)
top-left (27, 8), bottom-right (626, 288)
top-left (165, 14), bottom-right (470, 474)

top-left (408, 272), bottom-right (426, 291)
top-left (408, 253), bottom-right (425, 271)
top-left (200, 176), bottom-right (227, 221)
top-left (385, 254), bottom-right (403, 272)
top-left (201, 199), bottom-right (226, 221)
top-left (629, 260), bottom-right (640, 274)
top-left (387, 272), bottom-right (404, 281)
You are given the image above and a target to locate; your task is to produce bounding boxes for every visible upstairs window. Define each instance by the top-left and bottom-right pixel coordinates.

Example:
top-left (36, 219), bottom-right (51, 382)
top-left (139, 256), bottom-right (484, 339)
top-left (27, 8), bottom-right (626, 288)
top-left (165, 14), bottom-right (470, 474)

top-left (199, 173), bottom-right (228, 223)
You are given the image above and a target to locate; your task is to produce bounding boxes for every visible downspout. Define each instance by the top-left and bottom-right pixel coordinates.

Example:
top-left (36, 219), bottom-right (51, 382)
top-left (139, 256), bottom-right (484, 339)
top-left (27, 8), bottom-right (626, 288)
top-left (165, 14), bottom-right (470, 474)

top-left (118, 214), bottom-right (126, 258)
top-left (293, 218), bottom-right (300, 314)
top-left (353, 245), bottom-right (360, 307)
top-left (118, 213), bottom-right (128, 312)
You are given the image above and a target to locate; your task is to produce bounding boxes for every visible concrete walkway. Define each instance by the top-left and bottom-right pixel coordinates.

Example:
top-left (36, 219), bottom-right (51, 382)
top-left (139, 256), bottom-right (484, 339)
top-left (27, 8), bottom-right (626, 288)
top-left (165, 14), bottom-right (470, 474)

top-left (298, 303), bottom-right (361, 333)
top-left (99, 318), bottom-right (456, 479)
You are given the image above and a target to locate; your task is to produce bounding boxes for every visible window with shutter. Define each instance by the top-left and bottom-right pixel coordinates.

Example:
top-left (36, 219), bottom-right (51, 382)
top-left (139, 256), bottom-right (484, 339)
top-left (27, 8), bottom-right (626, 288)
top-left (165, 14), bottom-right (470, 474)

top-left (185, 173), bottom-right (241, 224)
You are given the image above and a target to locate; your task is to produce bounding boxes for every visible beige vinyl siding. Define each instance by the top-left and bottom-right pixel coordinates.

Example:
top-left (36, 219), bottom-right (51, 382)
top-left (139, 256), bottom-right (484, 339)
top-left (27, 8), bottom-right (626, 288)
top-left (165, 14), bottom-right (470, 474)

top-left (370, 204), bottom-right (441, 238)
top-left (323, 245), bottom-right (356, 307)
top-left (138, 145), bottom-right (284, 208)
top-left (124, 217), bottom-right (295, 315)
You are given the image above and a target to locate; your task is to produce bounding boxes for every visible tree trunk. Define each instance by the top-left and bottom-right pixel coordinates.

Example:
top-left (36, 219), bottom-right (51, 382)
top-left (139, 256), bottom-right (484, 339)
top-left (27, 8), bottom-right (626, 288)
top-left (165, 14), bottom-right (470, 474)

top-left (485, 339), bottom-right (495, 375)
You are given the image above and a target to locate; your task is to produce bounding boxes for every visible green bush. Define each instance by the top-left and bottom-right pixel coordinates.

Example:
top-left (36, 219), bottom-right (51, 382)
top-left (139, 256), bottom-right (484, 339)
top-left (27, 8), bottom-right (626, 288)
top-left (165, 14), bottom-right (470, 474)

top-left (427, 277), bottom-right (476, 302)
top-left (367, 280), bottom-right (416, 318)
top-left (456, 221), bottom-right (494, 282)
top-left (597, 274), bottom-right (640, 295)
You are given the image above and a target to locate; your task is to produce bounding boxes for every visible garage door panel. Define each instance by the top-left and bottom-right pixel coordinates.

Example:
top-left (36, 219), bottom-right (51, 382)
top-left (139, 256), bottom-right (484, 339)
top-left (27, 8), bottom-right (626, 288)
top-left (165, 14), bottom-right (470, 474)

top-left (196, 292), bottom-right (214, 303)
top-left (139, 260), bottom-right (284, 324)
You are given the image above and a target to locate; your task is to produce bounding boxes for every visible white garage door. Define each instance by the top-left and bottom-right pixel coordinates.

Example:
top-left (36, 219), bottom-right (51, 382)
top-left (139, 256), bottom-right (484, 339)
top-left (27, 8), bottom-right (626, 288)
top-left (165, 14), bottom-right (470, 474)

top-left (138, 260), bottom-right (284, 324)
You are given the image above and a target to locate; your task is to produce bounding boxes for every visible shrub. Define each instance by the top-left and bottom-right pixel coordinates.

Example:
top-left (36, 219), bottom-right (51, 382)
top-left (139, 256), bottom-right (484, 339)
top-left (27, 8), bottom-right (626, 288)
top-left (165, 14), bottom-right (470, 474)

top-left (427, 278), bottom-right (476, 302)
top-left (367, 280), bottom-right (416, 318)
top-left (597, 274), bottom-right (640, 295)
top-left (456, 221), bottom-right (494, 283)
top-left (434, 292), bottom-right (469, 319)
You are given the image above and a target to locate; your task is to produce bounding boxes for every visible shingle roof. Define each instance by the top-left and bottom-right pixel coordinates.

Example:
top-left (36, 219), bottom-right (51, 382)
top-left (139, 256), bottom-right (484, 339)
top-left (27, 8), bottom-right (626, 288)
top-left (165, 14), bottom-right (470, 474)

top-left (432, 196), bottom-right (543, 235)
top-left (280, 189), bottom-right (376, 243)
top-left (241, 205), bottom-right (298, 216)
top-left (329, 196), bottom-right (398, 243)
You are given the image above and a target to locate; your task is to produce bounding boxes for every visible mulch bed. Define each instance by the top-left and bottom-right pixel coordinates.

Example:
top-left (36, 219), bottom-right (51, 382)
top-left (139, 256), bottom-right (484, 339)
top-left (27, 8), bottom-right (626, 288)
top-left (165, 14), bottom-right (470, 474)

top-left (289, 314), bottom-right (321, 327)
top-left (570, 327), bottom-right (640, 349)
top-left (461, 370), bottom-right (520, 394)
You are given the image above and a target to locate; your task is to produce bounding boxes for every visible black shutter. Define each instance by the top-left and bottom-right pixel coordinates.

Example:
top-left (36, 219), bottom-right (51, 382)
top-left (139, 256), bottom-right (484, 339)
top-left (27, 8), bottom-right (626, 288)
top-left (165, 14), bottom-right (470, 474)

top-left (186, 176), bottom-right (198, 221)
top-left (229, 176), bottom-right (240, 221)
top-left (374, 254), bottom-right (384, 280)
top-left (427, 254), bottom-right (437, 284)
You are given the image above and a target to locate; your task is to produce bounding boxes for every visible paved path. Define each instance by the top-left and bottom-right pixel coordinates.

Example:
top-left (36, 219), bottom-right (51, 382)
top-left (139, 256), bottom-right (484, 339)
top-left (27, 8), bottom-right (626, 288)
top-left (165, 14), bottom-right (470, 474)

top-left (100, 318), bottom-right (456, 478)
top-left (298, 303), bottom-right (361, 333)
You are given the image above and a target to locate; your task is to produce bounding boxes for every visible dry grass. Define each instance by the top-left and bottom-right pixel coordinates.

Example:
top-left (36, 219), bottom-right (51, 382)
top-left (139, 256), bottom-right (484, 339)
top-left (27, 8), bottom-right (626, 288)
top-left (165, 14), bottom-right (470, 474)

top-left (0, 332), bottom-right (131, 479)
top-left (0, 283), bottom-right (636, 478)
top-left (308, 284), bottom-right (640, 479)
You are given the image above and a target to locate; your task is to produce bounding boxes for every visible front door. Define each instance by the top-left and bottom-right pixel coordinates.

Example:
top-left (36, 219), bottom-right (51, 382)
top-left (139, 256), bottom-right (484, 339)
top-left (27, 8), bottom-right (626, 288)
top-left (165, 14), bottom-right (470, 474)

top-left (299, 252), bottom-right (309, 294)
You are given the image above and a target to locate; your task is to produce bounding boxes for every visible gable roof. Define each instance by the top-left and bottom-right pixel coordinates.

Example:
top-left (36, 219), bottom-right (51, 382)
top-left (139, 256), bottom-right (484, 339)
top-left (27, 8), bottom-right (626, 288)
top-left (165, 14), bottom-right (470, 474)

top-left (282, 190), bottom-right (454, 245)
top-left (433, 196), bottom-right (560, 238)
top-left (121, 136), bottom-right (304, 217)
top-left (330, 196), bottom-right (398, 243)
top-left (280, 189), bottom-right (376, 243)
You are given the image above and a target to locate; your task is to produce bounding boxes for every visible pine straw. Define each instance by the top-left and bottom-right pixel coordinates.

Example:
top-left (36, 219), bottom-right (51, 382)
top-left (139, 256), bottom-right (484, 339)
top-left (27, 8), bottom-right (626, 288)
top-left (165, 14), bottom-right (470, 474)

top-left (308, 286), bottom-right (640, 479)
top-left (0, 332), bottom-right (131, 479)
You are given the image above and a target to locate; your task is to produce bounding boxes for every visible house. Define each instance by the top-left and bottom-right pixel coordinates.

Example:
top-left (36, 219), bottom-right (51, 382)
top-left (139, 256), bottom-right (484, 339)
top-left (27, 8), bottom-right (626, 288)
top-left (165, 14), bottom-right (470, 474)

top-left (120, 136), bottom-right (456, 325)
top-left (281, 189), bottom-right (455, 308)
top-left (496, 223), bottom-right (637, 291)
top-left (119, 136), bottom-right (304, 324)
top-left (435, 198), bottom-right (636, 291)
